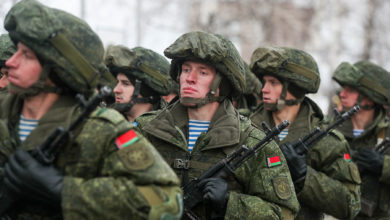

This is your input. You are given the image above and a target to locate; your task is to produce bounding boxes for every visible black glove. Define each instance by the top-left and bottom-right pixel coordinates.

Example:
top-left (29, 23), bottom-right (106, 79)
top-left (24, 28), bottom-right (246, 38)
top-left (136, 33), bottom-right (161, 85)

top-left (198, 178), bottom-right (229, 219)
top-left (4, 148), bottom-right (63, 207)
top-left (353, 148), bottom-right (384, 176)
top-left (0, 182), bottom-right (17, 216)
top-left (280, 143), bottom-right (307, 189)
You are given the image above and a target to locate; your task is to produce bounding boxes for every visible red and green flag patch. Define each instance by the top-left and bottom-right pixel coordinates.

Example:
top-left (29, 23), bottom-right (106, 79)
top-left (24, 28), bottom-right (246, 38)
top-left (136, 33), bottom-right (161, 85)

top-left (267, 156), bottom-right (281, 167)
top-left (116, 129), bottom-right (139, 150)
top-left (344, 153), bottom-right (351, 162)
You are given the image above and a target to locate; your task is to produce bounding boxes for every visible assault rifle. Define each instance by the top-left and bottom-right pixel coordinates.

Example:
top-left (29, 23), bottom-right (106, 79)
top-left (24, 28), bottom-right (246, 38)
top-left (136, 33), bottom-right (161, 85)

top-left (282, 105), bottom-right (360, 156)
top-left (182, 120), bottom-right (290, 220)
top-left (360, 137), bottom-right (390, 217)
top-left (0, 86), bottom-right (112, 217)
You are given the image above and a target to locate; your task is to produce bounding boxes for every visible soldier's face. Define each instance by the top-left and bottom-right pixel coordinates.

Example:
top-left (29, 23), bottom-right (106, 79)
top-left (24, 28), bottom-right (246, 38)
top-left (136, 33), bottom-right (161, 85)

top-left (114, 73), bottom-right (135, 103)
top-left (0, 67), bottom-right (9, 90)
top-left (340, 85), bottom-right (374, 108)
top-left (5, 42), bottom-right (42, 89)
top-left (179, 61), bottom-right (216, 105)
top-left (262, 76), bottom-right (296, 108)
top-left (262, 75), bottom-right (282, 104)
top-left (339, 86), bottom-right (359, 108)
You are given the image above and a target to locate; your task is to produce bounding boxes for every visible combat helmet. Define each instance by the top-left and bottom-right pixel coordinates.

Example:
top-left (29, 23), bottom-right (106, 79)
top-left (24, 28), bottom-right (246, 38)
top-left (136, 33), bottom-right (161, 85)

top-left (104, 45), bottom-right (172, 112)
top-left (4, 0), bottom-right (112, 97)
top-left (164, 31), bottom-right (246, 107)
top-left (0, 34), bottom-right (16, 68)
top-left (0, 34), bottom-right (16, 85)
top-left (250, 46), bottom-right (320, 110)
top-left (333, 60), bottom-right (390, 109)
top-left (244, 62), bottom-right (262, 96)
top-left (235, 62), bottom-right (262, 111)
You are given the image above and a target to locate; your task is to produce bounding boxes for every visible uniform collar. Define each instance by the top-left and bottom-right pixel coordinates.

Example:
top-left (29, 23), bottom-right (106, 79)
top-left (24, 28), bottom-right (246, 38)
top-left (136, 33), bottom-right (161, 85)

top-left (1, 94), bottom-right (79, 150)
top-left (338, 107), bottom-right (388, 140)
top-left (250, 97), bottom-right (323, 144)
top-left (143, 99), bottom-right (240, 151)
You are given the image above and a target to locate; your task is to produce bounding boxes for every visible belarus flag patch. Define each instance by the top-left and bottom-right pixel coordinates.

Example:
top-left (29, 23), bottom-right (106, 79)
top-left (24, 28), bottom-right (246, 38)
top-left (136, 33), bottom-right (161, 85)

top-left (116, 129), bottom-right (139, 150)
top-left (267, 156), bottom-right (281, 167)
top-left (344, 153), bottom-right (351, 162)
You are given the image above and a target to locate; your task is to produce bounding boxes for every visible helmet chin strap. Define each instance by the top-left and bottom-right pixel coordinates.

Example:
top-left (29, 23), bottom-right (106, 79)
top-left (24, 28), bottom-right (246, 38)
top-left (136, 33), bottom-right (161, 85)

top-left (180, 73), bottom-right (225, 108)
top-left (264, 81), bottom-right (303, 112)
top-left (8, 63), bottom-right (62, 99)
top-left (112, 79), bottom-right (159, 114)
top-left (342, 94), bottom-right (375, 112)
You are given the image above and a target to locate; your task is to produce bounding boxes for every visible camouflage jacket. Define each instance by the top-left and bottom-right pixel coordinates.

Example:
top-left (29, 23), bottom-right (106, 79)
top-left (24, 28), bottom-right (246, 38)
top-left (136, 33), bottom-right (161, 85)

top-left (0, 94), bottom-right (182, 220)
top-left (0, 89), bottom-right (7, 108)
top-left (336, 107), bottom-right (390, 219)
top-left (135, 99), bottom-right (300, 220)
top-left (250, 97), bottom-right (361, 220)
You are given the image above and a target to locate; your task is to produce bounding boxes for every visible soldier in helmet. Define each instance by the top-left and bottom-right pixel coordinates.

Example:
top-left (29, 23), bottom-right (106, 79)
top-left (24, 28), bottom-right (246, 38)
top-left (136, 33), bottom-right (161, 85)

top-left (332, 60), bottom-right (390, 219)
top-left (0, 34), bottom-right (16, 100)
top-left (0, 0), bottom-right (182, 219)
top-left (135, 31), bottom-right (299, 219)
top-left (104, 45), bottom-right (173, 122)
top-left (249, 46), bottom-right (361, 219)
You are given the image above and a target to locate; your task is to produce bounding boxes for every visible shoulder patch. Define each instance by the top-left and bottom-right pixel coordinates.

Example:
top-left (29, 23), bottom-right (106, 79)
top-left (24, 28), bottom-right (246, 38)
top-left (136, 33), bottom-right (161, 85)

top-left (116, 129), bottom-right (139, 149)
top-left (267, 156), bottom-right (282, 167)
top-left (118, 141), bottom-right (154, 171)
top-left (90, 107), bottom-right (127, 125)
top-left (343, 153), bottom-right (351, 162)
top-left (272, 176), bottom-right (292, 200)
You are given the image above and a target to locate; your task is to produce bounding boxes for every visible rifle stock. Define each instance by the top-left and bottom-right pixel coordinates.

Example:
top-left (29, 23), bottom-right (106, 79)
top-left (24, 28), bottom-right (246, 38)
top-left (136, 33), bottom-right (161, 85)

top-left (182, 120), bottom-right (290, 218)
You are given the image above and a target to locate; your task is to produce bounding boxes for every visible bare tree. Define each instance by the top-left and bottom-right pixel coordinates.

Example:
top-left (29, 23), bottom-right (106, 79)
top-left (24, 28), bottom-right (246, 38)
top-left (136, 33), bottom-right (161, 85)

top-left (361, 0), bottom-right (379, 60)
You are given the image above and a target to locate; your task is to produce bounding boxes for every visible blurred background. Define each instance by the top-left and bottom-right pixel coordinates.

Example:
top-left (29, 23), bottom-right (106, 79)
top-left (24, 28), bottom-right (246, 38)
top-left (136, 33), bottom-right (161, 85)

top-left (1, 0), bottom-right (389, 115)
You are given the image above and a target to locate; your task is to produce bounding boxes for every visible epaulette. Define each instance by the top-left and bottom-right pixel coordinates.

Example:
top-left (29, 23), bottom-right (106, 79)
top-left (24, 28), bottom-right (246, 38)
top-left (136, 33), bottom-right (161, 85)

top-left (328, 129), bottom-right (345, 141)
top-left (90, 107), bottom-right (128, 125)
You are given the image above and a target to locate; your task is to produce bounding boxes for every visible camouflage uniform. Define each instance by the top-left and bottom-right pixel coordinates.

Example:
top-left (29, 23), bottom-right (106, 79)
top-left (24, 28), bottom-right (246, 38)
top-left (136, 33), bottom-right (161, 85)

top-left (135, 31), bottom-right (300, 219)
top-left (104, 45), bottom-right (173, 117)
top-left (249, 46), bottom-right (361, 220)
top-left (0, 0), bottom-right (182, 219)
top-left (0, 34), bottom-right (16, 104)
top-left (333, 61), bottom-right (390, 219)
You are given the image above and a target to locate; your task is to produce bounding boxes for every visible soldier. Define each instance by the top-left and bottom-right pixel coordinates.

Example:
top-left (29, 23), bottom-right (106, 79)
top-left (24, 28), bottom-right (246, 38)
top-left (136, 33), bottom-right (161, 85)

top-left (104, 45), bottom-right (173, 122)
top-left (135, 31), bottom-right (300, 219)
top-left (332, 60), bottom-right (390, 219)
top-left (0, 0), bottom-right (182, 219)
top-left (0, 34), bottom-right (16, 100)
top-left (249, 46), bottom-right (361, 219)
